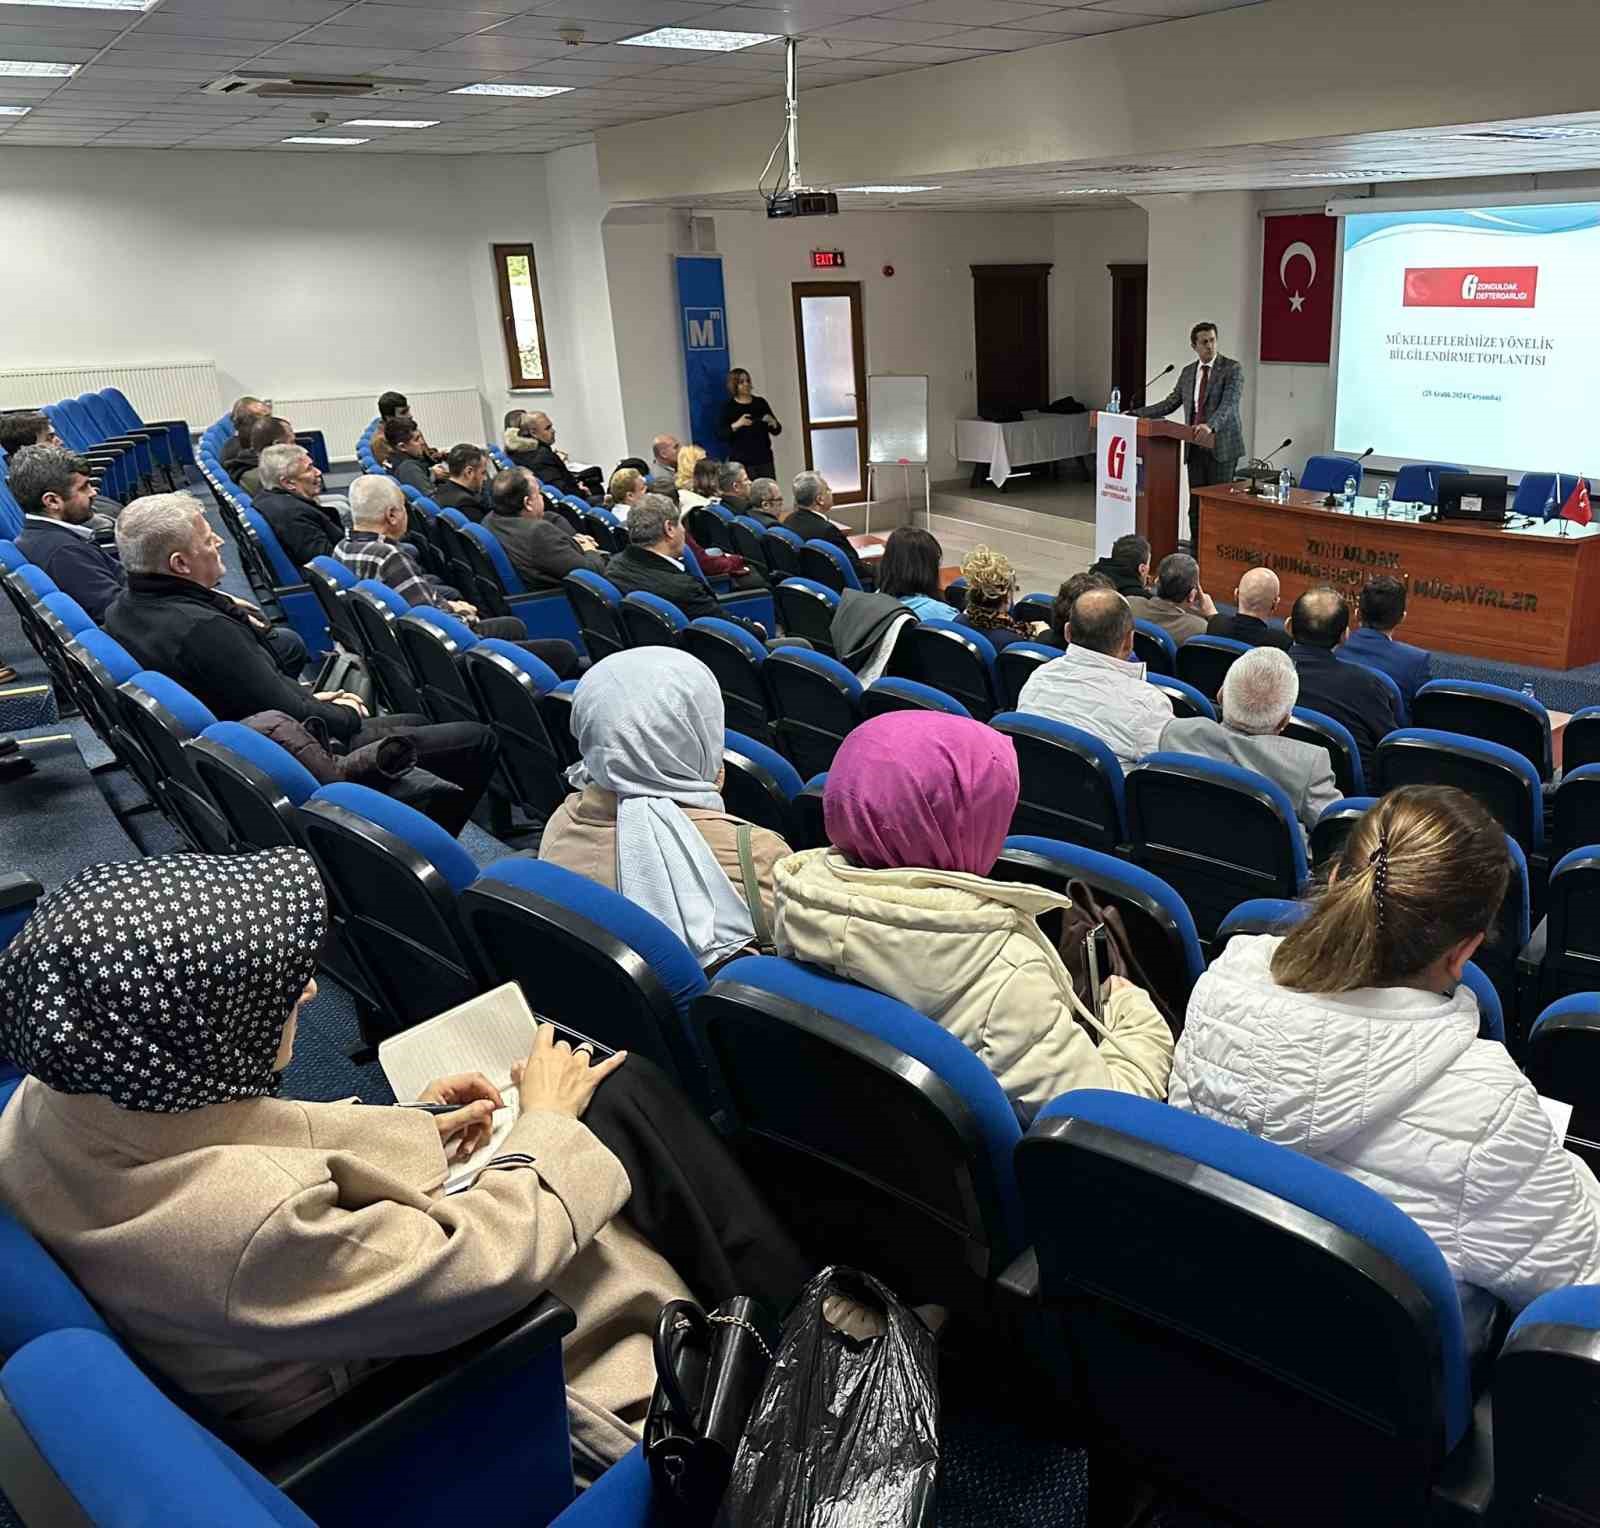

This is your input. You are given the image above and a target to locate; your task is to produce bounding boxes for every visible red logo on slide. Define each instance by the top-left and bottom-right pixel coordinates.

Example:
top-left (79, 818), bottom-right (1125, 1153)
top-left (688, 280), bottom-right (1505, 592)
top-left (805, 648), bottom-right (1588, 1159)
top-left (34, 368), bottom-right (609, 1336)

top-left (1402, 266), bottom-right (1538, 308)
top-left (1106, 435), bottom-right (1128, 481)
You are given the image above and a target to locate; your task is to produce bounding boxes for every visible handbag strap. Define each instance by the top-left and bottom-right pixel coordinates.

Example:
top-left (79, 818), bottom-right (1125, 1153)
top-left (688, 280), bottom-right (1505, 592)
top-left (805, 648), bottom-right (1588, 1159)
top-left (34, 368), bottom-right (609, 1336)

top-left (652, 1300), bottom-right (710, 1428)
top-left (735, 823), bottom-right (776, 954)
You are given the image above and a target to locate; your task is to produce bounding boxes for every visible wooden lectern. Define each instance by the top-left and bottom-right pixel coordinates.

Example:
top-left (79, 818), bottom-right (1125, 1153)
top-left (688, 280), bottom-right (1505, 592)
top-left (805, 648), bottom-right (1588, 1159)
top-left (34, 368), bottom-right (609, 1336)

top-left (1090, 414), bottom-right (1203, 563)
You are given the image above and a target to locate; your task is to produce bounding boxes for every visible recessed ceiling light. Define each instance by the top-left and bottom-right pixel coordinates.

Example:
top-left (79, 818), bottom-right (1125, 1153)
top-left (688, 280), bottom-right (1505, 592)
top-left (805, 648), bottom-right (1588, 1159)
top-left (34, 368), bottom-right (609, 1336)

top-left (1288, 169), bottom-right (1409, 180)
top-left (344, 118), bottom-right (440, 128)
top-left (281, 135), bottom-right (369, 145)
top-left (0, 105), bottom-right (30, 116)
top-left (618, 26), bottom-right (778, 50)
top-left (838, 184), bottom-right (941, 193)
top-left (1059, 186), bottom-right (1123, 194)
top-left (0, 61), bottom-right (79, 77)
top-left (1450, 126), bottom-right (1600, 141)
top-left (451, 82), bottom-right (574, 97)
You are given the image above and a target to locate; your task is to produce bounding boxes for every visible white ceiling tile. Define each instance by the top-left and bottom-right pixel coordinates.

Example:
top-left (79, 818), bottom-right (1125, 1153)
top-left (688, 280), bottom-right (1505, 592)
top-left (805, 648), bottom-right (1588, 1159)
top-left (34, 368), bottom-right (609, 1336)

top-left (1087, 0), bottom-right (1255, 11)
top-left (859, 39), bottom-right (985, 58)
top-left (930, 22), bottom-right (1077, 44)
top-left (1031, 6), bottom-right (1162, 27)
top-left (882, 0), bottom-right (1066, 23)
top-left (133, 15), bottom-right (313, 39)
top-left (527, 0), bottom-right (708, 20)
top-left (256, 42), bottom-right (424, 68)
top-left (807, 15), bottom-right (970, 40)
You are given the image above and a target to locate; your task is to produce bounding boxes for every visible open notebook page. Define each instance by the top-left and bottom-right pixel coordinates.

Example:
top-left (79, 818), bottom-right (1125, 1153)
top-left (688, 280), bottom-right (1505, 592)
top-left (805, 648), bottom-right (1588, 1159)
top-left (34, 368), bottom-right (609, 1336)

top-left (379, 983), bottom-right (541, 1191)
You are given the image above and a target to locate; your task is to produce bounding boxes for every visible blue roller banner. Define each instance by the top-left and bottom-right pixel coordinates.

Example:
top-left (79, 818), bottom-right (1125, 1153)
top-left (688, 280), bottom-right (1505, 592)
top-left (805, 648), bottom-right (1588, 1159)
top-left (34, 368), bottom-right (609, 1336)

top-left (675, 255), bottom-right (731, 456)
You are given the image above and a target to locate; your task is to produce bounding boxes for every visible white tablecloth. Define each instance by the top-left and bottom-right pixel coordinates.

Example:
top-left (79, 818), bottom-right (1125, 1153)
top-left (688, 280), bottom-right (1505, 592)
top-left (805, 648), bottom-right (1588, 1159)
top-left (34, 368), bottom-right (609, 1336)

top-left (955, 412), bottom-right (1093, 487)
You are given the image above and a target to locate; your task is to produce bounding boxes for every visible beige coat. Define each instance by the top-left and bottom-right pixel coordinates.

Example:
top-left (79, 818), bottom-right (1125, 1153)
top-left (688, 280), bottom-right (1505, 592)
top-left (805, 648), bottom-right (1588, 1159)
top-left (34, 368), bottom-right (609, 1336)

top-left (540, 785), bottom-right (790, 942)
top-left (0, 1079), bottom-right (691, 1470)
top-left (774, 849), bottom-right (1174, 1119)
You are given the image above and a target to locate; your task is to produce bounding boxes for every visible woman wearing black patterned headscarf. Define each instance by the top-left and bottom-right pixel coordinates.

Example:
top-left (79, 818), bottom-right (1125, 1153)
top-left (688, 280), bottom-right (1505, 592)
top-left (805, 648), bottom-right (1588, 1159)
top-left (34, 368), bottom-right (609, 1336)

top-left (0, 850), bottom-right (690, 1473)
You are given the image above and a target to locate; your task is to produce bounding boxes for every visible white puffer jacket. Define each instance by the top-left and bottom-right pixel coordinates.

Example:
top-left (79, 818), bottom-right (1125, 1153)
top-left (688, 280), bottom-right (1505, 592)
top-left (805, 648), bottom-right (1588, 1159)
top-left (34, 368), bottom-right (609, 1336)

top-left (1173, 934), bottom-right (1600, 1311)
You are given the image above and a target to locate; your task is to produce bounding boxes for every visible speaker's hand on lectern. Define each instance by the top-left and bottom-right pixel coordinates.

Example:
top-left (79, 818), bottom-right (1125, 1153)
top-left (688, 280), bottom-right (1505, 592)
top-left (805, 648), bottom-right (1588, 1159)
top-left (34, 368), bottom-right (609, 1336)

top-left (1193, 424), bottom-right (1215, 447)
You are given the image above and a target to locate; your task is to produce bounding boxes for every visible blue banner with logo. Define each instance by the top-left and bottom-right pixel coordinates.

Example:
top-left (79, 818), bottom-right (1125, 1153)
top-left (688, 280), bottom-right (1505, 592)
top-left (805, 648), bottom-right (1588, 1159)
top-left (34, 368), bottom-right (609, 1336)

top-left (675, 255), bottom-right (730, 457)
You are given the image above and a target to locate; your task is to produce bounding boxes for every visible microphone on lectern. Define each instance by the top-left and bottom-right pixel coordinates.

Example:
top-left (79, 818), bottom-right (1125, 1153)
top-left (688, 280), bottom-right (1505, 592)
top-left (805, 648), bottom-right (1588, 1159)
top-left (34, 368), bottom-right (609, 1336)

top-left (1356, 445), bottom-right (1375, 461)
top-left (1143, 363), bottom-right (1175, 391)
top-left (1260, 437), bottom-right (1293, 464)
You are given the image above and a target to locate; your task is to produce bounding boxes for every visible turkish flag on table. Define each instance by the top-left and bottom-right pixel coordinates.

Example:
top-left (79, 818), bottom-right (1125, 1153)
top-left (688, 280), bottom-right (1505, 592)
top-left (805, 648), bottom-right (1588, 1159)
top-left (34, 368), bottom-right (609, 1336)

top-left (1260, 212), bottom-right (1338, 364)
top-left (1561, 478), bottom-right (1592, 526)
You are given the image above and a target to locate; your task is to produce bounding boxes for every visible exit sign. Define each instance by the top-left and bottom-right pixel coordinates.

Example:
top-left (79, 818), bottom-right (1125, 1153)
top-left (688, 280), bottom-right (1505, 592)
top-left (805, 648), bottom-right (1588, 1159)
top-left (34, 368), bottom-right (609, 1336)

top-left (810, 249), bottom-right (846, 269)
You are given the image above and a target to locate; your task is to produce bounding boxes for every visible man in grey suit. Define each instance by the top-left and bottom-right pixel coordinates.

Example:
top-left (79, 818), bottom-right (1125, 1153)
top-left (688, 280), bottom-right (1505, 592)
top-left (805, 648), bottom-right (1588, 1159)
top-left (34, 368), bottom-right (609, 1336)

top-left (1160, 645), bottom-right (1339, 849)
top-left (1134, 321), bottom-right (1245, 550)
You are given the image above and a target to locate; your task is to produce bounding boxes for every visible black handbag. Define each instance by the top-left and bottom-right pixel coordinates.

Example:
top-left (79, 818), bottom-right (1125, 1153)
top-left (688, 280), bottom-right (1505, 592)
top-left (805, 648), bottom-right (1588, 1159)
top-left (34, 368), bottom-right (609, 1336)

top-left (645, 1296), bottom-right (777, 1523)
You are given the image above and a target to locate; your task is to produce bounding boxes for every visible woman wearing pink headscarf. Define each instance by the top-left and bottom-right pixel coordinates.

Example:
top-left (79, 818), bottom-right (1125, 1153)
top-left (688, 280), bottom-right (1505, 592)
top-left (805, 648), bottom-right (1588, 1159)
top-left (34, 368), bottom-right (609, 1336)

top-left (774, 712), bottom-right (1174, 1120)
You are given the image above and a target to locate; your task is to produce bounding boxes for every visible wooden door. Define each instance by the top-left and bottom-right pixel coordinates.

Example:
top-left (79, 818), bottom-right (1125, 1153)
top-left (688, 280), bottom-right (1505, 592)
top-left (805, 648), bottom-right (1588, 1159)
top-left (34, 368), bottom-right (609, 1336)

top-left (792, 281), bottom-right (868, 505)
top-left (972, 263), bottom-right (1050, 418)
top-left (1109, 262), bottom-right (1149, 405)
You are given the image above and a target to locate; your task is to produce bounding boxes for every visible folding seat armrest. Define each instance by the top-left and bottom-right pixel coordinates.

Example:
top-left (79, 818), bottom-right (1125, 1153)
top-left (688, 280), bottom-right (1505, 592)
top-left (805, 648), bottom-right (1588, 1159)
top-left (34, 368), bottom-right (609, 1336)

top-left (0, 872), bottom-right (44, 913)
top-left (996, 1247), bottom-right (1039, 1304)
top-left (249, 1293), bottom-right (576, 1493)
top-left (1429, 1392), bottom-right (1496, 1521)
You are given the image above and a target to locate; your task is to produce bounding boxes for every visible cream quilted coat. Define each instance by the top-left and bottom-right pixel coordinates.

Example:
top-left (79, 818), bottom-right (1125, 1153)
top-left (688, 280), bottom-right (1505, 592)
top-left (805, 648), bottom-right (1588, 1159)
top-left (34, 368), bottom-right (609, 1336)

top-left (1172, 933), bottom-right (1600, 1311)
top-left (773, 848), bottom-right (1174, 1120)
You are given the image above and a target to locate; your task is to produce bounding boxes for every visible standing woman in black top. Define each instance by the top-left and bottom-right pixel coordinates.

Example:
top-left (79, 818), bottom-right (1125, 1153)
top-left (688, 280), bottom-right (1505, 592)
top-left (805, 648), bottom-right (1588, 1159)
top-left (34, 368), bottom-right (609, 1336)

top-left (720, 368), bottom-right (781, 479)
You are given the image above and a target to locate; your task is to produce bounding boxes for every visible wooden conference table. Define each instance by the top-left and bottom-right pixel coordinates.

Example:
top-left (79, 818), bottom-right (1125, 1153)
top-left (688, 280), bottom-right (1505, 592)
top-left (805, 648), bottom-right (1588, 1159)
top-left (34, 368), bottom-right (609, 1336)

top-left (1193, 484), bottom-right (1600, 670)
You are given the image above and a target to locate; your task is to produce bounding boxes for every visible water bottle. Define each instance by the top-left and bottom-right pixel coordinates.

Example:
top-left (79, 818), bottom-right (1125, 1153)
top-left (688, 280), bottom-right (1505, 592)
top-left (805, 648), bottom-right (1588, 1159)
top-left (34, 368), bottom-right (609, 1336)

top-left (1108, 387), bottom-right (1122, 414)
top-left (1521, 683), bottom-right (1537, 702)
top-left (1545, 487), bottom-right (1558, 523)
top-left (1278, 467), bottom-right (1292, 501)
top-left (1376, 480), bottom-right (1391, 516)
top-left (1343, 475), bottom-right (1357, 510)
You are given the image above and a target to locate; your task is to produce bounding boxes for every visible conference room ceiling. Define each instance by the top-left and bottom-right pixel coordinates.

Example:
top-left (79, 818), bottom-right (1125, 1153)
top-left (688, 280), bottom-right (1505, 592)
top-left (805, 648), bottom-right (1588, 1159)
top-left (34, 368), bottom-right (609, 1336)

top-left (0, 0), bottom-right (1262, 152)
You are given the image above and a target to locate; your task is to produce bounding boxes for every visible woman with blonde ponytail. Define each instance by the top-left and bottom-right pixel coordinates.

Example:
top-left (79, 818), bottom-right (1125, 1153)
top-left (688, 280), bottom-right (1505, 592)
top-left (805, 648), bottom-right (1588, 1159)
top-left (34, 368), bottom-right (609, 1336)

top-left (1174, 785), bottom-right (1600, 1314)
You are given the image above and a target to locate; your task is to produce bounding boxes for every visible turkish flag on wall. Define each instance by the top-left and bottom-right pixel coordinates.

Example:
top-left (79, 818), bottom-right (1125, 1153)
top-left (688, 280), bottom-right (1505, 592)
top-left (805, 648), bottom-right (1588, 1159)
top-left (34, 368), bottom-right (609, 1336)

top-left (1260, 212), bottom-right (1338, 364)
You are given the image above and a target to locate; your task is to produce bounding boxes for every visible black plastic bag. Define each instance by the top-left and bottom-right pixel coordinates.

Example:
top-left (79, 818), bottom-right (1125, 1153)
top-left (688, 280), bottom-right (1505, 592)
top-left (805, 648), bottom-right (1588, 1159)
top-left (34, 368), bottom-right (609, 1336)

top-left (716, 1266), bottom-right (939, 1527)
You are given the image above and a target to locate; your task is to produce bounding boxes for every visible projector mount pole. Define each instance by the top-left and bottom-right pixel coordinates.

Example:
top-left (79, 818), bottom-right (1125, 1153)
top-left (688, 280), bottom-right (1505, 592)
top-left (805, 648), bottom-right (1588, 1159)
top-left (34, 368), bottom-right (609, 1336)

top-left (785, 36), bottom-right (801, 194)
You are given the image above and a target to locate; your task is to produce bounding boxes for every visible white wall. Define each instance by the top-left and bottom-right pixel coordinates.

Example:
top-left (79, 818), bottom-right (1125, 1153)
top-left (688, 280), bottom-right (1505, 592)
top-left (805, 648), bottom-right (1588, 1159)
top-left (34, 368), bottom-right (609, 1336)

top-left (1050, 206), bottom-right (1149, 410)
top-left (0, 144), bottom-right (627, 463)
top-left (601, 208), bottom-right (690, 461)
top-left (701, 209), bottom-right (1056, 488)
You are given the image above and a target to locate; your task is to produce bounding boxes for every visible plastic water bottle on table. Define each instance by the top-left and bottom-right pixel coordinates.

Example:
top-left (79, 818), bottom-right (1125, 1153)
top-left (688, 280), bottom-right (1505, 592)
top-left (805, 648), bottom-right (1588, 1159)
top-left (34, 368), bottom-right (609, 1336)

top-left (1343, 475), bottom-right (1357, 510)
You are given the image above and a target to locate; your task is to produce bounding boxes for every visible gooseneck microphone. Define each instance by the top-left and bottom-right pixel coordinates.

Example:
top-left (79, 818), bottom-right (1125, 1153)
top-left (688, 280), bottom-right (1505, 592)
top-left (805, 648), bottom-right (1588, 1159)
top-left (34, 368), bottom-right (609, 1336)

top-left (1259, 437), bottom-right (1293, 464)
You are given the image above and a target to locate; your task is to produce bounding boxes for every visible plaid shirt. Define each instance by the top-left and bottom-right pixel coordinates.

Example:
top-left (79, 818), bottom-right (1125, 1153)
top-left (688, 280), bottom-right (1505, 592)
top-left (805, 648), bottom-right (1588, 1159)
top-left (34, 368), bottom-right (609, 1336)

top-left (333, 531), bottom-right (438, 608)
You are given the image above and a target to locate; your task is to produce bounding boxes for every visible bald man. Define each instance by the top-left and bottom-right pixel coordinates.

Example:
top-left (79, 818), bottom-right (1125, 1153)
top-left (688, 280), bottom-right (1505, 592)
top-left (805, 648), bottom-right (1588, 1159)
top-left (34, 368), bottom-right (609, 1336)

top-left (1287, 585), bottom-right (1399, 783)
top-left (504, 409), bottom-right (603, 502)
top-left (1206, 566), bottom-right (1291, 650)
top-left (649, 434), bottom-right (681, 491)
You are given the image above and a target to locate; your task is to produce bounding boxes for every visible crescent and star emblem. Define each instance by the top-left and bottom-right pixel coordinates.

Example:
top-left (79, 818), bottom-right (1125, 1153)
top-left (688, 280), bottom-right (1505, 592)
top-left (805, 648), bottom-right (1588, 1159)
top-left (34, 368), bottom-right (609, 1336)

top-left (1279, 240), bottom-right (1317, 313)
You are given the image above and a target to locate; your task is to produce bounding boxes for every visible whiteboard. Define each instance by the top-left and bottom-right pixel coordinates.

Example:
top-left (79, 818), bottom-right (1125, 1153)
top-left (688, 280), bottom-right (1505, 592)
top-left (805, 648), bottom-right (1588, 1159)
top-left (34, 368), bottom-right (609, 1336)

top-left (867, 374), bottom-right (928, 465)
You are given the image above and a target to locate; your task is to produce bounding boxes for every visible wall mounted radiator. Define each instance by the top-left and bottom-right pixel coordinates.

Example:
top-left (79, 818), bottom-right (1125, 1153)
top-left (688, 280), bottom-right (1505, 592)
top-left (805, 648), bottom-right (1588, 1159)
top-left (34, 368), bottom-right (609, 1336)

top-left (0, 361), bottom-right (222, 428)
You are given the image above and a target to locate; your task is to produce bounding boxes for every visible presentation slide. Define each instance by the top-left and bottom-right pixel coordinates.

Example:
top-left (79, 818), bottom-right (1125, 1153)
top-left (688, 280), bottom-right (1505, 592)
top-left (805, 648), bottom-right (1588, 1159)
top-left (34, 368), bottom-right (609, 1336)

top-left (1332, 201), bottom-right (1600, 478)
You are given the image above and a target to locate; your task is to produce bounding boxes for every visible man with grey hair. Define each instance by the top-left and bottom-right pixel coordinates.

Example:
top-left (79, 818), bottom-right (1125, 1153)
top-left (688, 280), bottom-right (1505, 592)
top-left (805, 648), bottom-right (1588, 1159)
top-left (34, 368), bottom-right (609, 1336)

top-left (1160, 644), bottom-right (1339, 845)
top-left (715, 460), bottom-right (751, 516)
top-left (1017, 587), bottom-right (1173, 771)
top-left (1129, 551), bottom-right (1215, 645)
top-left (13, 445), bottom-right (127, 622)
top-left (604, 493), bottom-right (724, 621)
top-left (505, 409), bottom-right (603, 502)
top-left (220, 396), bottom-right (271, 470)
top-left (782, 471), bottom-right (873, 587)
top-left (1206, 566), bottom-right (1290, 650)
top-left (746, 477), bottom-right (782, 528)
top-left (105, 492), bottom-right (502, 835)
top-left (251, 443), bottom-right (344, 570)
top-left (335, 476), bottom-right (579, 677)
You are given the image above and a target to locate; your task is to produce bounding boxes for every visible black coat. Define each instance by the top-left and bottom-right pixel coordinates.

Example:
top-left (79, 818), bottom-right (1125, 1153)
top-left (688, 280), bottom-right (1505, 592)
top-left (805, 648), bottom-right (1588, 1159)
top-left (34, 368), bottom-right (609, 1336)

top-left (432, 477), bottom-right (492, 523)
top-left (252, 489), bottom-right (344, 572)
top-left (104, 574), bottom-right (362, 743)
top-left (1288, 642), bottom-right (1400, 785)
top-left (783, 507), bottom-right (865, 578)
top-left (1206, 611), bottom-right (1291, 650)
top-left (604, 544), bottom-right (723, 622)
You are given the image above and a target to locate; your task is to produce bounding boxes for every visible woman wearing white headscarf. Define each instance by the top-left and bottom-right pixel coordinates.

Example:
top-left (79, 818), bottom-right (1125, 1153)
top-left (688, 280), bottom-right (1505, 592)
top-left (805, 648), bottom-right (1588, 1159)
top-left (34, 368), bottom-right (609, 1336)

top-left (539, 648), bottom-right (791, 966)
